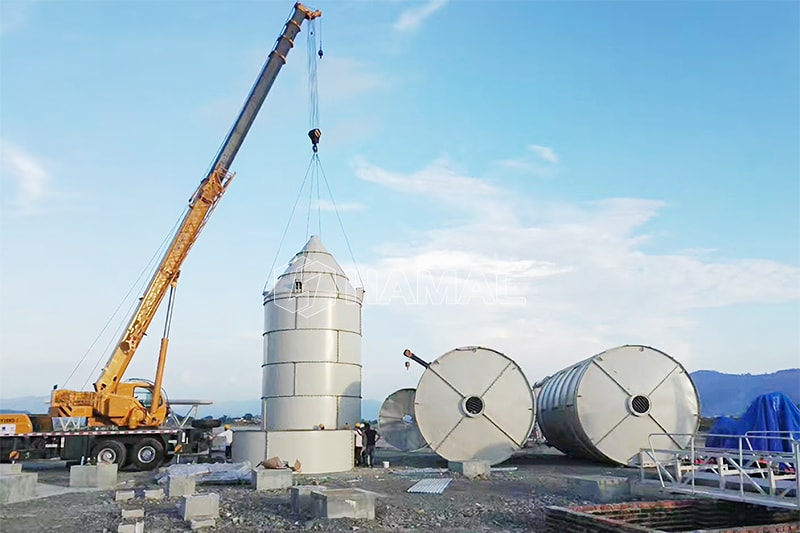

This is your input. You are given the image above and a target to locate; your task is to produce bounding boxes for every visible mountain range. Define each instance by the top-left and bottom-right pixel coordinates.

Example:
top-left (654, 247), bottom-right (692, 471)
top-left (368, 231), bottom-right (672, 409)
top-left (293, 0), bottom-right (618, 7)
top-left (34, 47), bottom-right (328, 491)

top-left (1, 370), bottom-right (797, 420)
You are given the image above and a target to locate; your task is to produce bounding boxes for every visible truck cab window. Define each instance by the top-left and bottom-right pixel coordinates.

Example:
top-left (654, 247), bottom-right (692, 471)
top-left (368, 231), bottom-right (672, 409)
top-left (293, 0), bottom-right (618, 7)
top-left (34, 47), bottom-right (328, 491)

top-left (134, 387), bottom-right (153, 409)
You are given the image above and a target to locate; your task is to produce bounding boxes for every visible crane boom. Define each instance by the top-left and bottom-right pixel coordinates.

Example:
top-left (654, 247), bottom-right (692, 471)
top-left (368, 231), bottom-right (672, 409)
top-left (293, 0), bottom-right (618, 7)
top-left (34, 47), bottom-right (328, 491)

top-left (50, 2), bottom-right (321, 429)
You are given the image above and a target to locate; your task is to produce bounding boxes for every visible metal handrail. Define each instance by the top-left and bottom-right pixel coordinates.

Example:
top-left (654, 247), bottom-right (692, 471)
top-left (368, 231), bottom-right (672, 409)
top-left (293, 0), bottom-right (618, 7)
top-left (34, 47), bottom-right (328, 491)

top-left (641, 432), bottom-right (799, 509)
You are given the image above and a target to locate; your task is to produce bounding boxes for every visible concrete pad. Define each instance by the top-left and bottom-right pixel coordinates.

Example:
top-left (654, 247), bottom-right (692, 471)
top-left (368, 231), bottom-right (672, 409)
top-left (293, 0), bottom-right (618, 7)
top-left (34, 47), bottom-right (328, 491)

top-left (310, 488), bottom-right (375, 520)
top-left (0, 473), bottom-right (38, 504)
top-left (117, 522), bottom-right (143, 533)
top-left (190, 518), bottom-right (217, 530)
top-left (0, 463), bottom-right (22, 475)
top-left (121, 508), bottom-right (144, 519)
top-left (566, 475), bottom-right (631, 503)
top-left (166, 475), bottom-right (196, 498)
top-left (180, 493), bottom-right (220, 521)
top-left (115, 490), bottom-right (136, 501)
top-left (143, 488), bottom-right (164, 500)
top-left (251, 467), bottom-right (292, 491)
top-left (69, 463), bottom-right (118, 489)
top-left (448, 460), bottom-right (490, 479)
top-left (628, 479), bottom-right (666, 499)
top-left (291, 485), bottom-right (327, 515)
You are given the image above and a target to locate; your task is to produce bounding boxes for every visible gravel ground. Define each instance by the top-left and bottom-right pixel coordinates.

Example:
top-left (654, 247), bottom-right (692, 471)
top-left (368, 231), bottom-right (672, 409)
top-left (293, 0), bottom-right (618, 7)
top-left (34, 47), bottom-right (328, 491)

top-left (0, 446), bottom-right (644, 533)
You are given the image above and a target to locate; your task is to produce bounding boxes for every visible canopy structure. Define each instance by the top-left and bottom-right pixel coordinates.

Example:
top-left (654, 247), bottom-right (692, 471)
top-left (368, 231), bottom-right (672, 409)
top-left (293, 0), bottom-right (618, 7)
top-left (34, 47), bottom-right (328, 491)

top-left (706, 392), bottom-right (800, 452)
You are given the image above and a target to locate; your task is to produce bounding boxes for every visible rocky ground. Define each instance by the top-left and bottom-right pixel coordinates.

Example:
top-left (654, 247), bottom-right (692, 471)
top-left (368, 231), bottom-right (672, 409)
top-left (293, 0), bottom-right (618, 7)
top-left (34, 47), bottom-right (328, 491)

top-left (0, 446), bottom-right (646, 533)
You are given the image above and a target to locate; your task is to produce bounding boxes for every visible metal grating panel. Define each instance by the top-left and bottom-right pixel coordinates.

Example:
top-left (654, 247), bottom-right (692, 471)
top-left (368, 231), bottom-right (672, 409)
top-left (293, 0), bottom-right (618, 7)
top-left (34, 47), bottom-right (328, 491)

top-left (407, 478), bottom-right (452, 494)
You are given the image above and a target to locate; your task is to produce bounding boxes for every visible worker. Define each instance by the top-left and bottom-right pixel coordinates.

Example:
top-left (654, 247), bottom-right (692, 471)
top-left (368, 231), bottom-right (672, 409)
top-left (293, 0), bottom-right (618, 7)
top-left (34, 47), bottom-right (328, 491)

top-left (218, 424), bottom-right (234, 461)
top-left (353, 423), bottom-right (363, 467)
top-left (362, 422), bottom-right (380, 468)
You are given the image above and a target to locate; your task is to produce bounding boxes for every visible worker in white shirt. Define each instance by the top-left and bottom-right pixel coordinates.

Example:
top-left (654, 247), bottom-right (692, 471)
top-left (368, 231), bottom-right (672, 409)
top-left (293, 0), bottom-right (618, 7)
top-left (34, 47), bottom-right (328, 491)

top-left (219, 424), bottom-right (234, 461)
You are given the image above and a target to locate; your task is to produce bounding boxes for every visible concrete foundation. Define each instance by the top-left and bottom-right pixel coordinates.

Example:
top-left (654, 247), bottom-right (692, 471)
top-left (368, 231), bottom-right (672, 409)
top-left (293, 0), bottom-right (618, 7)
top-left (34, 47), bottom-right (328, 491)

top-left (117, 522), bottom-right (144, 533)
top-left (291, 485), bottom-right (327, 515)
top-left (310, 488), bottom-right (375, 520)
top-left (251, 467), bottom-right (293, 491)
top-left (115, 490), bottom-right (136, 501)
top-left (0, 473), bottom-right (38, 504)
top-left (143, 488), bottom-right (164, 500)
top-left (566, 475), bottom-right (630, 503)
top-left (180, 493), bottom-right (220, 521)
top-left (69, 463), bottom-right (118, 489)
top-left (167, 475), bottom-right (196, 498)
top-left (448, 460), bottom-right (490, 479)
top-left (190, 518), bottom-right (217, 530)
top-left (121, 508), bottom-right (144, 519)
top-left (0, 463), bottom-right (22, 475)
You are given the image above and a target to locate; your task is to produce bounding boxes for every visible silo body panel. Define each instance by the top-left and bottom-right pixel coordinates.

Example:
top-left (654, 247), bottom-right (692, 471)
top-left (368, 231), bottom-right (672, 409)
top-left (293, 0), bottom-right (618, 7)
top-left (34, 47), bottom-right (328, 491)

top-left (413, 346), bottom-right (535, 465)
top-left (261, 236), bottom-right (363, 472)
top-left (536, 344), bottom-right (700, 466)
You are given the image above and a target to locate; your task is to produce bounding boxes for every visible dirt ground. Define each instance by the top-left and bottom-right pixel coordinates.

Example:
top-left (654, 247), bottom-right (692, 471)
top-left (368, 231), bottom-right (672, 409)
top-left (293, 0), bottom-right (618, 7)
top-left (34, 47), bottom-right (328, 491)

top-left (0, 445), bottom-right (647, 533)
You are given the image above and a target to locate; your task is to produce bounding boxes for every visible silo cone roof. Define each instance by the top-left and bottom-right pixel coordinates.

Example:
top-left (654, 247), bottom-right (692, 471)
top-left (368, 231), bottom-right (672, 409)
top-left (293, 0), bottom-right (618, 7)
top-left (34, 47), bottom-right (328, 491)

top-left (264, 235), bottom-right (361, 302)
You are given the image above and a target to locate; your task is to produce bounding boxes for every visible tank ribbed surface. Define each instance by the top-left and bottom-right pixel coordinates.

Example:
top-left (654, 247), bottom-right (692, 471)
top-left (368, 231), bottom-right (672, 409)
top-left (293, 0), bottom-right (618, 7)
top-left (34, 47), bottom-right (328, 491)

top-left (262, 235), bottom-right (363, 434)
top-left (536, 344), bottom-right (700, 466)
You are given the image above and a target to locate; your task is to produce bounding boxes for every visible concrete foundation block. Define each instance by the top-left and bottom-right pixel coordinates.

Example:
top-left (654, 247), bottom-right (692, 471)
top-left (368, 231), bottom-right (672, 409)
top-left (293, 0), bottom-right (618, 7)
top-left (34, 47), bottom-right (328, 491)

top-left (448, 460), bottom-right (490, 479)
top-left (190, 518), bottom-right (217, 530)
top-left (69, 463), bottom-right (118, 489)
top-left (121, 508), bottom-right (144, 519)
top-left (0, 463), bottom-right (22, 475)
top-left (310, 488), bottom-right (375, 520)
top-left (291, 485), bottom-right (327, 515)
top-left (251, 467), bottom-right (292, 491)
top-left (566, 475), bottom-right (631, 503)
top-left (180, 493), bottom-right (220, 521)
top-left (117, 522), bottom-right (144, 533)
top-left (0, 473), bottom-right (38, 504)
top-left (143, 488), bottom-right (164, 500)
top-left (115, 490), bottom-right (136, 501)
top-left (166, 475), bottom-right (196, 498)
top-left (628, 478), bottom-right (666, 499)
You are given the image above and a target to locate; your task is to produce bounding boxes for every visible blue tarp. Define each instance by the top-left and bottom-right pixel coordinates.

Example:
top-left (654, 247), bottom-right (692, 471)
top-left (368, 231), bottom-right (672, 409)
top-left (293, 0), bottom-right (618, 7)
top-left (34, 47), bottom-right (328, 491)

top-left (706, 392), bottom-right (800, 453)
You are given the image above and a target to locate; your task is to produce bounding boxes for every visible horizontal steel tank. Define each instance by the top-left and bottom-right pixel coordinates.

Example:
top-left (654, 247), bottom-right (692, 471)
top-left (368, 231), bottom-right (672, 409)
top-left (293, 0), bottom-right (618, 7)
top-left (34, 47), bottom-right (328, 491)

top-left (536, 344), bottom-right (700, 466)
top-left (378, 388), bottom-right (427, 452)
top-left (414, 346), bottom-right (535, 465)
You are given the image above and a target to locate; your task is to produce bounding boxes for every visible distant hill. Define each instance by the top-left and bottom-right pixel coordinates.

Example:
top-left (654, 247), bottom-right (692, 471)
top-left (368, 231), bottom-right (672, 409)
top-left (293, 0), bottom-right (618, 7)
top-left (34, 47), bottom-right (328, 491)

top-left (691, 369), bottom-right (800, 417)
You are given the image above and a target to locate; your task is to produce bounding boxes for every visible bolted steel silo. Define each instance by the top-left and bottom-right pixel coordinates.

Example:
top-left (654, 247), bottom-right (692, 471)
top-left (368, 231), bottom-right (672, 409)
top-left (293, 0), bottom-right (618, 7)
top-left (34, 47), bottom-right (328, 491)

top-left (259, 235), bottom-right (363, 473)
top-left (413, 346), bottom-right (535, 466)
top-left (536, 344), bottom-right (700, 466)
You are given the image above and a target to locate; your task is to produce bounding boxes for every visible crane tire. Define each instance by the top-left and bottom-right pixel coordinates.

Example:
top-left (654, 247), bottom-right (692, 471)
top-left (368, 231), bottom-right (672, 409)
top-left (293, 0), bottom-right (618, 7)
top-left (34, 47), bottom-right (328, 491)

top-left (130, 438), bottom-right (164, 471)
top-left (92, 439), bottom-right (127, 466)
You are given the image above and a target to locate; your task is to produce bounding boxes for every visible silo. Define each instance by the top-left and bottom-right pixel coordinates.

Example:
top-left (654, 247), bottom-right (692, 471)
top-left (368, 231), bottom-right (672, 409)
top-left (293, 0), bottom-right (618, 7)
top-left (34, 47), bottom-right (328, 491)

top-left (260, 235), bottom-right (363, 473)
top-left (378, 388), bottom-right (426, 452)
top-left (413, 346), bottom-right (535, 465)
top-left (536, 344), bottom-right (700, 466)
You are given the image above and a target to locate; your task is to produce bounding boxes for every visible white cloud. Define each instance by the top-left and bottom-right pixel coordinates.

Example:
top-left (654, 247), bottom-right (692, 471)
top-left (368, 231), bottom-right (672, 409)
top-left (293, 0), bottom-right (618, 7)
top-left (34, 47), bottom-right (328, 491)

top-left (394, 0), bottom-right (448, 32)
top-left (528, 144), bottom-right (559, 164)
top-left (0, 140), bottom-right (52, 215)
top-left (352, 158), bottom-right (800, 396)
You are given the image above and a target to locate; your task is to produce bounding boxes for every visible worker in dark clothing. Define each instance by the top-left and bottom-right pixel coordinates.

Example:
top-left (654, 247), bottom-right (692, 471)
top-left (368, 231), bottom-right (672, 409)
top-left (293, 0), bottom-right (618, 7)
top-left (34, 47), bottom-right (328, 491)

top-left (362, 422), bottom-right (380, 468)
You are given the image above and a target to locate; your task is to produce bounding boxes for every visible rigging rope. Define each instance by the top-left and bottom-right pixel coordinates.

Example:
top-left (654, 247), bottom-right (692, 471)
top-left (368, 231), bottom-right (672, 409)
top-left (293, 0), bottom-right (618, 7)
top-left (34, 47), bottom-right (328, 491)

top-left (66, 208), bottom-right (186, 390)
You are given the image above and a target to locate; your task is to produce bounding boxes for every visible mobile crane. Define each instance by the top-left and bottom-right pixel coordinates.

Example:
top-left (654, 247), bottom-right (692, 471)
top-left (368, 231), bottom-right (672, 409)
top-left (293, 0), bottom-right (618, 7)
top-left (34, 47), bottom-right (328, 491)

top-left (0, 2), bottom-right (321, 470)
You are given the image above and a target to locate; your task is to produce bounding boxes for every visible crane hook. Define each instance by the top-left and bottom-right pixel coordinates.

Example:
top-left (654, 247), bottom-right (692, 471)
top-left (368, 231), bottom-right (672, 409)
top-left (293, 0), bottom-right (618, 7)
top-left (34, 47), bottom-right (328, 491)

top-left (308, 128), bottom-right (322, 152)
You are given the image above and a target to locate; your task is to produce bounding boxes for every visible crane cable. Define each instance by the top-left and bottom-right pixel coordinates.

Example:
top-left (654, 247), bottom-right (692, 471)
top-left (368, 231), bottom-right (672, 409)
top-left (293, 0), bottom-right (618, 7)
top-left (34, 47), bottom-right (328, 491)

top-left (263, 16), bottom-right (363, 292)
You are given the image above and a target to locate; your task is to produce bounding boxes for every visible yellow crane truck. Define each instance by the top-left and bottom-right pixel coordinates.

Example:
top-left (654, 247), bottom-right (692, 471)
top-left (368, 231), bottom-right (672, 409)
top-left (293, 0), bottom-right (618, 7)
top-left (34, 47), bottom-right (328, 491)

top-left (0, 2), bottom-right (320, 471)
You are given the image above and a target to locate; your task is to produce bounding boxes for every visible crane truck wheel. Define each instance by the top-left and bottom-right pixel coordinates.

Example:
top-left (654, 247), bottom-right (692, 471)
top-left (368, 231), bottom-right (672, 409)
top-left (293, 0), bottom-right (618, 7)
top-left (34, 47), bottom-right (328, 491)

top-left (130, 438), bottom-right (164, 471)
top-left (92, 440), bottom-right (127, 466)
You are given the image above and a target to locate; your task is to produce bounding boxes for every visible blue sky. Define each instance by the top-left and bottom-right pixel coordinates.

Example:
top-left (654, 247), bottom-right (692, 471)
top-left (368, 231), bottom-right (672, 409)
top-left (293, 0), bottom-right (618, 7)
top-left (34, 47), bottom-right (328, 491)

top-left (1, 0), bottom-right (798, 405)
